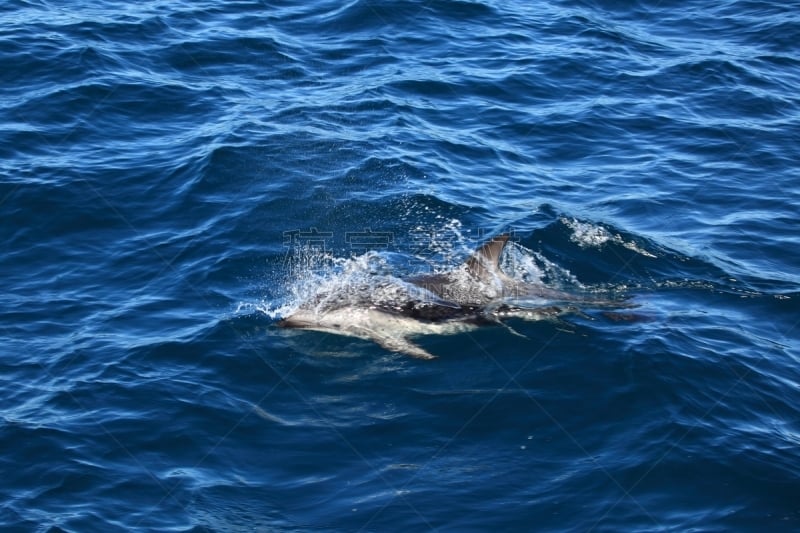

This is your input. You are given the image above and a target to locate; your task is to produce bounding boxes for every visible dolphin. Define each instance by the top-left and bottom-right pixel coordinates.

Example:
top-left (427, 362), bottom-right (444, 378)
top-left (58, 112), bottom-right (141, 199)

top-left (278, 234), bottom-right (629, 359)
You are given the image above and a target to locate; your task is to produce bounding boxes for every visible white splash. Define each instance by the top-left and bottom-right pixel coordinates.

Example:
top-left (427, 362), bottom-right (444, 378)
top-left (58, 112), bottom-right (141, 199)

top-left (264, 229), bottom-right (590, 323)
top-left (501, 241), bottom-right (583, 288)
top-left (562, 217), bottom-right (657, 258)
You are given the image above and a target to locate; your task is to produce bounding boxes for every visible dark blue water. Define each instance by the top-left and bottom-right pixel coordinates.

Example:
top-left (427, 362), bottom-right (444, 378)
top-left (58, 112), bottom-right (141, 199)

top-left (2, 1), bottom-right (799, 530)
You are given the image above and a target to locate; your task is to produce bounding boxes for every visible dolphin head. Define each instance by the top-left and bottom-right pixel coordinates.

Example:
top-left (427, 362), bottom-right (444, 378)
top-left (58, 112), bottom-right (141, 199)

top-left (278, 307), bottom-right (355, 332)
top-left (278, 308), bottom-right (321, 329)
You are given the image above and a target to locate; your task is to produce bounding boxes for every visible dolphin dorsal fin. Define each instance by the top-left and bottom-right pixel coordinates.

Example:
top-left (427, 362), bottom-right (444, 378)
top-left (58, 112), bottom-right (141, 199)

top-left (465, 234), bottom-right (510, 280)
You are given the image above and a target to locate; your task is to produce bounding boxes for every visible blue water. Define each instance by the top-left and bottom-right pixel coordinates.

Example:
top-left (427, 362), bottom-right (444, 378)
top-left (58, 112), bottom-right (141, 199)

top-left (2, 0), bottom-right (799, 530)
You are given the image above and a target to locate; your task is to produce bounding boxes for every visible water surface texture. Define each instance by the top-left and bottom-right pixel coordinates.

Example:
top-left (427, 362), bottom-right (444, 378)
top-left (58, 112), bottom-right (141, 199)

top-left (2, 1), bottom-right (799, 531)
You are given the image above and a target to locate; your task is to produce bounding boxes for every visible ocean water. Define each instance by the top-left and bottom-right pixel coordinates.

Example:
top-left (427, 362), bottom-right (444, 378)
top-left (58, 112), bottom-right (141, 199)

top-left (2, 0), bottom-right (799, 530)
